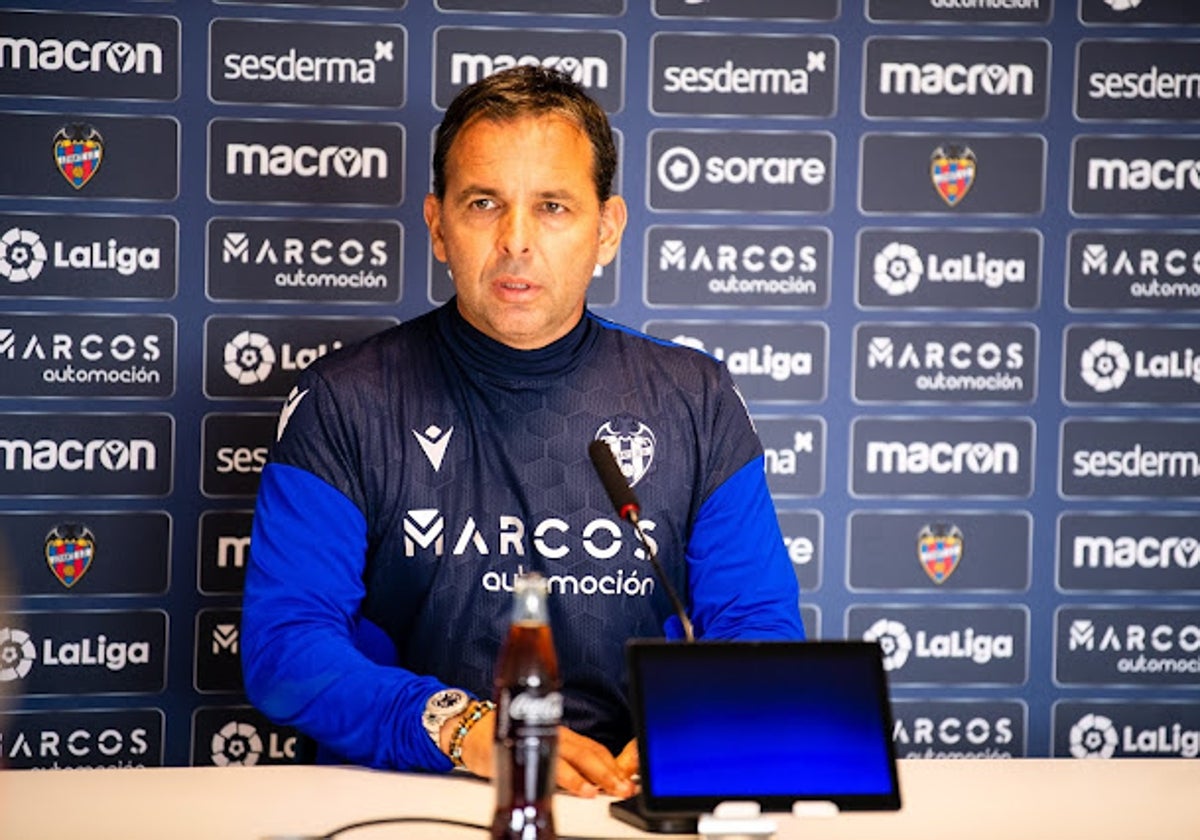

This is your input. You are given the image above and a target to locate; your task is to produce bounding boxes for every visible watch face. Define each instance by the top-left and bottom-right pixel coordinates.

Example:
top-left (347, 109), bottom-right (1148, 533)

top-left (433, 690), bottom-right (466, 711)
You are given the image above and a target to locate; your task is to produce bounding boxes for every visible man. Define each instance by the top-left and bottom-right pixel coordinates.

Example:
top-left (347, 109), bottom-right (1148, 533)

top-left (241, 65), bottom-right (805, 798)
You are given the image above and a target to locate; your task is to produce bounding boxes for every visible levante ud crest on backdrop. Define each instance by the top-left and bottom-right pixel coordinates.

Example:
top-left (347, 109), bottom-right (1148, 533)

top-left (45, 522), bottom-right (96, 588)
top-left (930, 145), bottom-right (976, 207)
top-left (53, 123), bottom-right (104, 190)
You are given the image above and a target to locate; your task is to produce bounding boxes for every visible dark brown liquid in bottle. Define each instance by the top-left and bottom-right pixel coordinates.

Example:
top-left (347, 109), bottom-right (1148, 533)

top-left (491, 620), bottom-right (561, 840)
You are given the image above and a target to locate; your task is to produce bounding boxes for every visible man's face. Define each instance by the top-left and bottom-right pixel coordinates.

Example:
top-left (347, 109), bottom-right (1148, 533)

top-left (424, 114), bottom-right (626, 350)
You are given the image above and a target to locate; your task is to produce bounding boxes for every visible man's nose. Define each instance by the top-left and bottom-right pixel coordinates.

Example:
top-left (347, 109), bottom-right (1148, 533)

top-left (498, 207), bottom-right (533, 256)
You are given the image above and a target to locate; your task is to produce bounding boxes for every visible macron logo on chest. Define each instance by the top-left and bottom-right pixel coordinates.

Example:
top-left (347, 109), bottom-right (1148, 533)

top-left (413, 424), bottom-right (453, 471)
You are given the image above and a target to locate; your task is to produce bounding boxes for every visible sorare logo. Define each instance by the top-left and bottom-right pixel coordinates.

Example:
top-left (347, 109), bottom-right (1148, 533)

top-left (649, 129), bottom-right (833, 213)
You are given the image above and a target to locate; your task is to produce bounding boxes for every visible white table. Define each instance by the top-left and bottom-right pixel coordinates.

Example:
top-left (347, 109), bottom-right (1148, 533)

top-left (0, 759), bottom-right (1197, 840)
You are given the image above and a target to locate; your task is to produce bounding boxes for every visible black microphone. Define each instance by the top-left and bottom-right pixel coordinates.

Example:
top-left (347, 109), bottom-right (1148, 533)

top-left (588, 439), bottom-right (694, 642)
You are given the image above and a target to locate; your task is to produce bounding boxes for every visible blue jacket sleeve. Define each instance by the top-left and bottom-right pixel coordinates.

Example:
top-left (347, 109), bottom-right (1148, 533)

top-left (241, 461), bottom-right (454, 772)
top-left (679, 456), bottom-right (807, 642)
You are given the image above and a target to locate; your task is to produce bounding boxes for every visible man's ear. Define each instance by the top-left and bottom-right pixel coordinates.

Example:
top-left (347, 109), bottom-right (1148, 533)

top-left (596, 195), bottom-right (628, 267)
top-left (424, 193), bottom-right (447, 263)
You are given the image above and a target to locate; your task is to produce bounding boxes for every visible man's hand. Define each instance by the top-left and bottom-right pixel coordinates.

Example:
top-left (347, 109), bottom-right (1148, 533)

top-left (446, 714), bottom-right (636, 799)
top-left (555, 728), bottom-right (636, 799)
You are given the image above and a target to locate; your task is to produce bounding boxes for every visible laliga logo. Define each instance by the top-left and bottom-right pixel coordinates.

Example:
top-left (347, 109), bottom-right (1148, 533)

top-left (874, 242), bottom-right (923, 296)
top-left (1080, 338), bottom-right (1130, 393)
top-left (0, 627), bottom-right (36, 682)
top-left (863, 618), bottom-right (912, 671)
top-left (224, 330), bottom-right (276, 385)
top-left (0, 228), bottom-right (48, 283)
top-left (211, 721), bottom-right (263, 766)
top-left (1069, 714), bottom-right (1119, 759)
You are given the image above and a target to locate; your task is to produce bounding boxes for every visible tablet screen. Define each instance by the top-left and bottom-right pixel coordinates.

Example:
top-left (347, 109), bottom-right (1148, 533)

top-left (628, 640), bottom-right (901, 813)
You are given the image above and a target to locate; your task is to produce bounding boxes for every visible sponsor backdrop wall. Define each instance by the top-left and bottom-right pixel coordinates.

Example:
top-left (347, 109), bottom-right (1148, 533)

top-left (1, 0), bottom-right (1199, 769)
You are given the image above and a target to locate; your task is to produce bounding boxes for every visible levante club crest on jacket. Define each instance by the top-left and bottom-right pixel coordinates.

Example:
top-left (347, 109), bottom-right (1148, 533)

top-left (595, 418), bottom-right (656, 488)
top-left (930, 145), bottom-right (976, 207)
top-left (917, 523), bottom-right (962, 585)
top-left (45, 522), bottom-right (96, 588)
top-left (53, 123), bottom-right (104, 190)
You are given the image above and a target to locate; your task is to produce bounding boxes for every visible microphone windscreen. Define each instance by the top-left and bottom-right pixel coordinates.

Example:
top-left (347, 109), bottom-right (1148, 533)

top-left (588, 439), bottom-right (640, 520)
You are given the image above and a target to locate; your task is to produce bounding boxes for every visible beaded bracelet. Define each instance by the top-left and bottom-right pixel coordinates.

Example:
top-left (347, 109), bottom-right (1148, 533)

top-left (449, 699), bottom-right (495, 769)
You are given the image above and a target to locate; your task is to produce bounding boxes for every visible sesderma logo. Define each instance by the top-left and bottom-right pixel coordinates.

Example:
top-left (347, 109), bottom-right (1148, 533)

top-left (651, 33), bottom-right (836, 118)
top-left (210, 18), bottom-right (405, 108)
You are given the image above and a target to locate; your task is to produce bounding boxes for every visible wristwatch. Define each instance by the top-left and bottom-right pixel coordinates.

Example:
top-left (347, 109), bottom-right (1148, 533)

top-left (422, 688), bottom-right (470, 745)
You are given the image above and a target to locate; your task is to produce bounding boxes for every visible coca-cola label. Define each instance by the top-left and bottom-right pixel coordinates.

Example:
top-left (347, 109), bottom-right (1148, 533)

top-left (508, 691), bottom-right (563, 726)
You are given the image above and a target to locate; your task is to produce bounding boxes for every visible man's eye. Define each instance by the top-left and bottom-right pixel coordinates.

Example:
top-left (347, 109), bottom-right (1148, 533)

top-left (470, 198), bottom-right (496, 210)
top-left (543, 202), bottom-right (565, 214)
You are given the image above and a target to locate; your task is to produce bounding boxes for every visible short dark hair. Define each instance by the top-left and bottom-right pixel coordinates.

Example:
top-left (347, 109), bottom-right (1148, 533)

top-left (432, 65), bottom-right (617, 203)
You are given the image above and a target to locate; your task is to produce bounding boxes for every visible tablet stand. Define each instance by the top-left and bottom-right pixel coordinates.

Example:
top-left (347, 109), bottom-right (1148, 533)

top-left (697, 802), bottom-right (778, 839)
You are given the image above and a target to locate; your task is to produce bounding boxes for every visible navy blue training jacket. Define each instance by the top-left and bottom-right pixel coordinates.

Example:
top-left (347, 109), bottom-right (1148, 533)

top-left (241, 300), bottom-right (805, 772)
